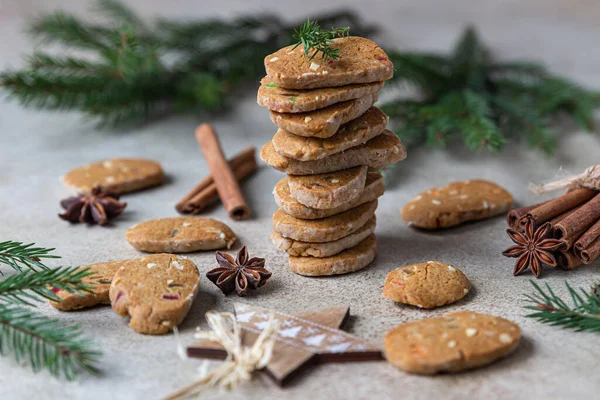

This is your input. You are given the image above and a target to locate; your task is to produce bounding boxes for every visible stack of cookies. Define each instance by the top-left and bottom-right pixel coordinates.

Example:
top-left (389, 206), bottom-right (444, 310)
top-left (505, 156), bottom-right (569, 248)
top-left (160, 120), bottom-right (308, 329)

top-left (258, 37), bottom-right (407, 276)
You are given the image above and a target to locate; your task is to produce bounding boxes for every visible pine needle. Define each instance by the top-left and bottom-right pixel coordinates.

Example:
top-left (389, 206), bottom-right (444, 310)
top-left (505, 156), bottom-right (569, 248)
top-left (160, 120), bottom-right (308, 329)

top-left (292, 18), bottom-right (350, 61)
top-left (0, 241), bottom-right (60, 273)
top-left (523, 280), bottom-right (600, 332)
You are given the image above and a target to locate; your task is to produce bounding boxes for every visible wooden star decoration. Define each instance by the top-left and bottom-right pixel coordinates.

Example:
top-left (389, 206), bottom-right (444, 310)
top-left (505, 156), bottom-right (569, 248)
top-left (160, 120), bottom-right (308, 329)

top-left (187, 303), bottom-right (383, 386)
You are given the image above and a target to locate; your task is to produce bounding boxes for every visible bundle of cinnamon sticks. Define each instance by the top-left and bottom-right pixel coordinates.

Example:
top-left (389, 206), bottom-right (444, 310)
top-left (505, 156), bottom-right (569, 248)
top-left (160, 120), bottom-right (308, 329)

top-left (507, 187), bottom-right (600, 270)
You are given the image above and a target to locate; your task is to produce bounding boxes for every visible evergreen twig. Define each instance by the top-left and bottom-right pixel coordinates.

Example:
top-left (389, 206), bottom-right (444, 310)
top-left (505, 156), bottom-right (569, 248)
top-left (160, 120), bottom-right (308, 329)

top-left (292, 18), bottom-right (350, 61)
top-left (0, 241), bottom-right (101, 379)
top-left (523, 280), bottom-right (600, 332)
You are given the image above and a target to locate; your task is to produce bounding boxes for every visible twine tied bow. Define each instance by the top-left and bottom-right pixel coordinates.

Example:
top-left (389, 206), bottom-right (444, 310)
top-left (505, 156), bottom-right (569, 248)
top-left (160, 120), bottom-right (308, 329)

top-left (166, 311), bottom-right (279, 399)
top-left (530, 165), bottom-right (600, 194)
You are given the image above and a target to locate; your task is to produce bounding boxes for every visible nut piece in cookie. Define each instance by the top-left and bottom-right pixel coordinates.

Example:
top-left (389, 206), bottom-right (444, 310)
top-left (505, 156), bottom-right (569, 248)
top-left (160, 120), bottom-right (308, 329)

top-left (288, 234), bottom-right (377, 276)
top-left (50, 260), bottom-right (124, 311)
top-left (384, 311), bottom-right (521, 374)
top-left (126, 217), bottom-right (236, 253)
top-left (383, 261), bottom-right (470, 309)
top-left (264, 37), bottom-right (393, 89)
top-left (401, 179), bottom-right (513, 229)
top-left (109, 254), bottom-right (200, 335)
top-left (287, 166), bottom-right (368, 209)
top-left (62, 158), bottom-right (164, 195)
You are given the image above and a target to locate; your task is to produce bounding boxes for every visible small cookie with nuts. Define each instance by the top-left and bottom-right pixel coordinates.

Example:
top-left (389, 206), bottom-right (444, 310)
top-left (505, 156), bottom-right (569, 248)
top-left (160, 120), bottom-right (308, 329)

top-left (287, 166), bottom-right (367, 209)
top-left (109, 254), bottom-right (200, 335)
top-left (272, 107), bottom-right (388, 161)
top-left (264, 37), bottom-right (393, 89)
top-left (401, 180), bottom-right (513, 229)
top-left (258, 77), bottom-right (383, 113)
top-left (261, 130), bottom-right (406, 175)
top-left (62, 158), bottom-right (164, 194)
top-left (384, 311), bottom-right (521, 374)
top-left (49, 260), bottom-right (125, 311)
top-left (126, 217), bottom-right (236, 253)
top-left (274, 169), bottom-right (385, 219)
top-left (383, 261), bottom-right (471, 309)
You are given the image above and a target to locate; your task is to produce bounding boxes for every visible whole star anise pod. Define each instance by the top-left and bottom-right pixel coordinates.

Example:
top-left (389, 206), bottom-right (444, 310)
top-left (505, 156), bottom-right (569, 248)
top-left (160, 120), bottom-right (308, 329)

top-left (502, 218), bottom-right (564, 278)
top-left (206, 246), bottom-right (271, 296)
top-left (58, 187), bottom-right (127, 225)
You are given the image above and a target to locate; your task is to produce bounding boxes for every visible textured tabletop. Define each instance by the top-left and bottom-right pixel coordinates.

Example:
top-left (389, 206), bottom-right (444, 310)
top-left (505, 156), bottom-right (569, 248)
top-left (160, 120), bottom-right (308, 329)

top-left (0, 0), bottom-right (599, 399)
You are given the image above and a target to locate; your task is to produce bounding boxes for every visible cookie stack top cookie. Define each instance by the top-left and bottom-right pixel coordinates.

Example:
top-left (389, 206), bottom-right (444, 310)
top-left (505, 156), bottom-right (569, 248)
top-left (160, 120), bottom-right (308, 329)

top-left (258, 36), bottom-right (406, 277)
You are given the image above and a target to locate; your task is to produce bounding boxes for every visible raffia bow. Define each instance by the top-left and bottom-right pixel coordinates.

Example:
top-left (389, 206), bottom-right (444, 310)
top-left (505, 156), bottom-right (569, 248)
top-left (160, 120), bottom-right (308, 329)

top-left (165, 311), bottom-right (279, 400)
top-left (529, 165), bottom-right (600, 194)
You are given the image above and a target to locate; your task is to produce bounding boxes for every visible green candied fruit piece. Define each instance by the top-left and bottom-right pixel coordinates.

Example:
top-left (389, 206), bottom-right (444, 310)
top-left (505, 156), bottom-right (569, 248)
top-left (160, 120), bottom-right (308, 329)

top-left (289, 96), bottom-right (297, 103)
top-left (263, 82), bottom-right (278, 88)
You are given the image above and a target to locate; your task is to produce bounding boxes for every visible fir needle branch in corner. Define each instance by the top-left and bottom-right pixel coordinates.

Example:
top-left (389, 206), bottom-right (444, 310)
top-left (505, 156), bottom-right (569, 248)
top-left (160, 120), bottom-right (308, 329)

top-left (523, 280), bottom-right (600, 332)
top-left (292, 18), bottom-right (350, 61)
top-left (0, 241), bottom-right (60, 273)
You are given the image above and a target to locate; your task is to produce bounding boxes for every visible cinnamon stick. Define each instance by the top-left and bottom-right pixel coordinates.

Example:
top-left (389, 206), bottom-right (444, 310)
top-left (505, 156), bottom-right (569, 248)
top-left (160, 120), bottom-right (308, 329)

top-left (575, 235), bottom-right (600, 265)
top-left (553, 192), bottom-right (600, 248)
top-left (506, 201), bottom-right (549, 229)
top-left (518, 188), bottom-right (597, 229)
top-left (195, 124), bottom-right (250, 220)
top-left (574, 218), bottom-right (600, 253)
top-left (556, 249), bottom-right (584, 270)
top-left (176, 148), bottom-right (256, 214)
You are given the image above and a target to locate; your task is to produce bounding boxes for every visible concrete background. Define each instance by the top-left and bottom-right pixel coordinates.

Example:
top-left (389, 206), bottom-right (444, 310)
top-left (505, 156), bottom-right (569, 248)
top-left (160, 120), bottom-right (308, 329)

top-left (0, 0), bottom-right (599, 399)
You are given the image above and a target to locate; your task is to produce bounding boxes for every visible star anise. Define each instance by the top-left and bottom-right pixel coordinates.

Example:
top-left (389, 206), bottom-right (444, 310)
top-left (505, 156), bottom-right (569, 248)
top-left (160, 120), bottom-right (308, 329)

top-left (206, 246), bottom-right (271, 296)
top-left (58, 187), bottom-right (127, 225)
top-left (502, 218), bottom-right (565, 278)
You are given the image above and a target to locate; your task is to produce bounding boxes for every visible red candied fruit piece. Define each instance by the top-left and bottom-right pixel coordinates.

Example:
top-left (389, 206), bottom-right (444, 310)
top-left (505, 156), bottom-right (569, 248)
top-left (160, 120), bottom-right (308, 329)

top-left (162, 294), bottom-right (180, 300)
top-left (391, 280), bottom-right (405, 286)
top-left (377, 56), bottom-right (389, 62)
top-left (51, 287), bottom-right (61, 293)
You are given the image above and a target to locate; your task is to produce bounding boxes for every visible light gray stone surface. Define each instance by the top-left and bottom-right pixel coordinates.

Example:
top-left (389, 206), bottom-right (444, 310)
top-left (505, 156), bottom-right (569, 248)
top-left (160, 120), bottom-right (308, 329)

top-left (0, 1), bottom-right (599, 399)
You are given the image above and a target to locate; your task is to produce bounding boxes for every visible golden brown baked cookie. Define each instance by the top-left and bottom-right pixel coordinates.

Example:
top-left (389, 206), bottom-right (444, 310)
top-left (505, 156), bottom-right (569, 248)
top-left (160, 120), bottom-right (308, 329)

top-left (62, 158), bottom-right (164, 194)
top-left (288, 166), bottom-right (367, 209)
top-left (384, 311), bottom-right (521, 374)
top-left (258, 77), bottom-right (383, 113)
top-left (125, 217), bottom-right (236, 253)
top-left (264, 37), bottom-right (393, 89)
top-left (261, 130), bottom-right (406, 175)
top-left (272, 200), bottom-right (377, 243)
top-left (274, 169), bottom-right (385, 219)
top-left (288, 234), bottom-right (377, 276)
top-left (383, 261), bottom-right (471, 309)
top-left (272, 107), bottom-right (388, 161)
top-left (401, 180), bottom-right (514, 229)
top-left (272, 216), bottom-right (376, 257)
top-left (49, 260), bottom-right (124, 311)
top-left (109, 254), bottom-right (200, 335)
top-left (270, 93), bottom-right (377, 138)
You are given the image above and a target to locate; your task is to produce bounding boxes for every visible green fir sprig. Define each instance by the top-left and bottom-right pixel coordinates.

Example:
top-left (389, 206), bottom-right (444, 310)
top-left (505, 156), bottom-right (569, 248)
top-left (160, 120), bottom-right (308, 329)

top-left (384, 28), bottom-right (600, 154)
top-left (292, 18), bottom-right (350, 61)
top-left (0, 241), bottom-right (101, 379)
top-left (523, 280), bottom-right (600, 332)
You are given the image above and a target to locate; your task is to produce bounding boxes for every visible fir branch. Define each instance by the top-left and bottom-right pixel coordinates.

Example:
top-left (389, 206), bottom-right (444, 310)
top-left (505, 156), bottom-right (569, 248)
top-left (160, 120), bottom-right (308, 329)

top-left (292, 18), bottom-right (350, 61)
top-left (523, 280), bottom-right (600, 332)
top-left (0, 241), bottom-right (59, 273)
top-left (0, 305), bottom-right (101, 379)
top-left (0, 267), bottom-right (93, 306)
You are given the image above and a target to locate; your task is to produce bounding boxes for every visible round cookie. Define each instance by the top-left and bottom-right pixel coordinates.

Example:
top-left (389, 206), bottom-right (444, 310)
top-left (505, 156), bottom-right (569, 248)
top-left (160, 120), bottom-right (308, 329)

top-left (384, 311), bottom-right (521, 374)
top-left (258, 77), bottom-right (383, 113)
top-left (269, 93), bottom-right (377, 138)
top-left (272, 216), bottom-right (376, 257)
top-left (274, 169), bottom-right (385, 220)
top-left (109, 254), bottom-right (200, 335)
top-left (288, 234), bottom-right (377, 276)
top-left (288, 166), bottom-right (367, 209)
top-left (383, 261), bottom-right (471, 309)
top-left (126, 217), bottom-right (236, 253)
top-left (272, 200), bottom-right (377, 243)
top-left (49, 260), bottom-right (125, 311)
top-left (261, 130), bottom-right (407, 175)
top-left (62, 158), bottom-right (164, 194)
top-left (264, 36), bottom-right (393, 89)
top-left (272, 107), bottom-right (388, 161)
top-left (401, 180), bottom-right (514, 229)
